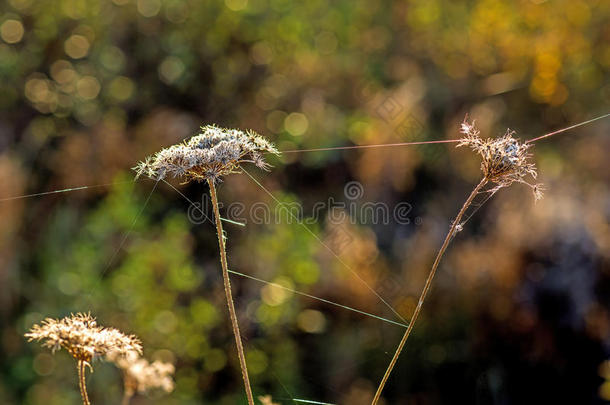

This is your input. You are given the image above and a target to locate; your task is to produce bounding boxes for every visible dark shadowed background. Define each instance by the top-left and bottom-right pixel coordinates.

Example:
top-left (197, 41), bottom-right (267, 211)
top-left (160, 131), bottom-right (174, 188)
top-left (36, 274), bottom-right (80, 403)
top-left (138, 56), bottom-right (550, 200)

top-left (1, 0), bottom-right (609, 404)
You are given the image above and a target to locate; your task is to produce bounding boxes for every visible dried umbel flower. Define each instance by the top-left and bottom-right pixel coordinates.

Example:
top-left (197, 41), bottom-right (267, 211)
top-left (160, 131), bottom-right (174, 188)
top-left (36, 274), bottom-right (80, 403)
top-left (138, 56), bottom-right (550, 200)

top-left (25, 313), bottom-right (143, 405)
top-left (135, 124), bottom-right (279, 405)
top-left (373, 119), bottom-right (545, 403)
top-left (25, 313), bottom-right (142, 364)
top-left (134, 125), bottom-right (280, 183)
top-left (458, 119), bottom-right (543, 200)
top-left (108, 350), bottom-right (175, 403)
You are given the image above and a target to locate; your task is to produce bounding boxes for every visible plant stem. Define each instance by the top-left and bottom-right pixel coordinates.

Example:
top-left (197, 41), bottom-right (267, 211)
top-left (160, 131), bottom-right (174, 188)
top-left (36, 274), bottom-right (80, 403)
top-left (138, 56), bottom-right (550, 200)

top-left (372, 177), bottom-right (488, 404)
top-left (208, 179), bottom-right (255, 405)
top-left (121, 386), bottom-right (133, 405)
top-left (121, 374), bottom-right (136, 405)
top-left (77, 360), bottom-right (91, 405)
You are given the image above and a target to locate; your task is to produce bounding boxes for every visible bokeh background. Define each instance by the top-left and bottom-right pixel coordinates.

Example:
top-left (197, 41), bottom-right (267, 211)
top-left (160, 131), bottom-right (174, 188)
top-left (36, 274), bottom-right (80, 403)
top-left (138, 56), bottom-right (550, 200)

top-left (1, 0), bottom-right (609, 404)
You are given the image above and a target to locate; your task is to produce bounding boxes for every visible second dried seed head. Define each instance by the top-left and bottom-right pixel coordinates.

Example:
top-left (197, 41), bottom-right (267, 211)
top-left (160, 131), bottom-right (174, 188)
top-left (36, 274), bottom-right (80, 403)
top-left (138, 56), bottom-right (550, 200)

top-left (458, 119), bottom-right (543, 200)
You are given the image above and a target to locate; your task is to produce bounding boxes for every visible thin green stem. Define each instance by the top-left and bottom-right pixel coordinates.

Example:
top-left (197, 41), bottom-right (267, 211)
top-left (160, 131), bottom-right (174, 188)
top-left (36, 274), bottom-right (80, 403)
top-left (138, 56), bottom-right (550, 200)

top-left (208, 179), bottom-right (255, 405)
top-left (77, 360), bottom-right (91, 405)
top-left (372, 177), bottom-right (488, 404)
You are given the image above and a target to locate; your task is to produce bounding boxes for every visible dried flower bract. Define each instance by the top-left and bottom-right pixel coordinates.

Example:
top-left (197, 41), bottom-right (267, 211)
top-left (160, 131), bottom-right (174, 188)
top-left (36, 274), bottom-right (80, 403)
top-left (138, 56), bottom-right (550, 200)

top-left (25, 313), bottom-right (142, 364)
top-left (458, 119), bottom-right (543, 200)
top-left (134, 125), bottom-right (280, 183)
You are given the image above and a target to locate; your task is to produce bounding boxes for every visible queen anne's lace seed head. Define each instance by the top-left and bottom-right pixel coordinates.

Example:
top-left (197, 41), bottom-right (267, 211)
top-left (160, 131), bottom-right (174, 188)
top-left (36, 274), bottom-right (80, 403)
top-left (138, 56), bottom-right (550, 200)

top-left (458, 119), bottom-right (543, 200)
top-left (25, 313), bottom-right (142, 365)
top-left (134, 125), bottom-right (280, 183)
top-left (258, 395), bottom-right (280, 405)
top-left (108, 351), bottom-right (175, 395)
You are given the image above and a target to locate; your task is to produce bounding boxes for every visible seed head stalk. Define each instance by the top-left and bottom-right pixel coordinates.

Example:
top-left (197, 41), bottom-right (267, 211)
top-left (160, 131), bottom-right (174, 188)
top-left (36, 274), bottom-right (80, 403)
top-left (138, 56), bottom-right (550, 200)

top-left (78, 360), bottom-right (91, 405)
top-left (121, 388), bottom-right (133, 405)
top-left (372, 177), bottom-right (487, 404)
top-left (208, 179), bottom-right (254, 405)
top-left (119, 370), bottom-right (136, 405)
top-left (372, 119), bottom-right (542, 403)
top-left (134, 125), bottom-right (278, 403)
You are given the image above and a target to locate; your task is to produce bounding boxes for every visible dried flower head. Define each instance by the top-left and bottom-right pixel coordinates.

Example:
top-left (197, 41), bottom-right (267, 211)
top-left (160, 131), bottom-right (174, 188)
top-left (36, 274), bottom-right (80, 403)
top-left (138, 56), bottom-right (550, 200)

top-left (458, 119), bottom-right (543, 200)
top-left (134, 125), bottom-right (280, 183)
top-left (25, 313), bottom-right (142, 364)
top-left (108, 351), bottom-right (175, 396)
top-left (258, 395), bottom-right (280, 405)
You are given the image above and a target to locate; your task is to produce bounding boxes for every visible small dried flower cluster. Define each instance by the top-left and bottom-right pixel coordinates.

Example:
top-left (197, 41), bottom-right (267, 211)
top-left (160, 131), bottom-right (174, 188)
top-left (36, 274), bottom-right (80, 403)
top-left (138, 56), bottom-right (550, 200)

top-left (458, 119), bottom-right (543, 200)
top-left (134, 125), bottom-right (280, 183)
top-left (25, 313), bottom-right (142, 364)
top-left (108, 351), bottom-right (175, 395)
top-left (258, 395), bottom-right (280, 405)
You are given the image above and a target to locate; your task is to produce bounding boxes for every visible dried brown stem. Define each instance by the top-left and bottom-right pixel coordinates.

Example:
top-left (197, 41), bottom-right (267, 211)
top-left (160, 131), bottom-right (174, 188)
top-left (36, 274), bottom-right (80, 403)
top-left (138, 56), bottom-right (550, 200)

top-left (121, 391), bottom-right (132, 405)
top-left (78, 360), bottom-right (91, 405)
top-left (208, 179), bottom-right (254, 405)
top-left (372, 177), bottom-right (488, 404)
top-left (121, 379), bottom-right (134, 405)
